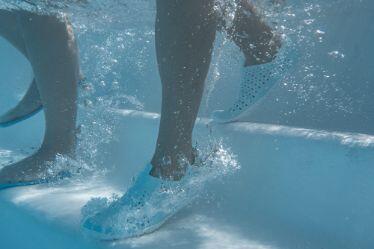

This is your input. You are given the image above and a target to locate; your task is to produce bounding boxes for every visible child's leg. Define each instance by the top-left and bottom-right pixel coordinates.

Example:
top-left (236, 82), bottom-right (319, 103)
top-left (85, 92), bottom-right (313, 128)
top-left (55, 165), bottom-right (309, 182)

top-left (150, 0), bottom-right (217, 180)
top-left (0, 12), bottom-right (79, 183)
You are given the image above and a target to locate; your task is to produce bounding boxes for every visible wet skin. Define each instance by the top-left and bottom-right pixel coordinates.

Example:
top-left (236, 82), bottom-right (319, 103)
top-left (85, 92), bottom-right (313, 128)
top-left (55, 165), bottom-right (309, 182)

top-left (0, 0), bottom-right (279, 184)
top-left (0, 11), bottom-right (79, 185)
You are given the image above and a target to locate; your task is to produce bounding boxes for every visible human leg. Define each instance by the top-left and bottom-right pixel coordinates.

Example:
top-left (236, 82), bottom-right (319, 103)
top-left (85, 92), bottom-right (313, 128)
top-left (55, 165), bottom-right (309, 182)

top-left (81, 0), bottom-right (217, 238)
top-left (225, 0), bottom-right (281, 66)
top-left (0, 10), bottom-right (43, 127)
top-left (151, 0), bottom-right (217, 180)
top-left (212, 0), bottom-right (293, 122)
top-left (0, 12), bottom-right (79, 185)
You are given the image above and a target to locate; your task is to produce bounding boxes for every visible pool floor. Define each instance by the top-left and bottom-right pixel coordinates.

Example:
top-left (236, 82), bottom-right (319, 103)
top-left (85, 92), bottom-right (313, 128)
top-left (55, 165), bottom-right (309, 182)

top-left (1, 109), bottom-right (374, 249)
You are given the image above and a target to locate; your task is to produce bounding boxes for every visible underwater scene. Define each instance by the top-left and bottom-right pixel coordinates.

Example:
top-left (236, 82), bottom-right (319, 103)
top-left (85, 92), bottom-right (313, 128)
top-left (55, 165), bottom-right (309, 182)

top-left (0, 0), bottom-right (373, 248)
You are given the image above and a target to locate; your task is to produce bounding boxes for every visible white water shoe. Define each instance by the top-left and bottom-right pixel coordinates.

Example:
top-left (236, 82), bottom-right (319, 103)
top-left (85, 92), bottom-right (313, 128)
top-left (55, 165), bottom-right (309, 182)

top-left (82, 163), bottom-right (199, 240)
top-left (212, 43), bottom-right (296, 123)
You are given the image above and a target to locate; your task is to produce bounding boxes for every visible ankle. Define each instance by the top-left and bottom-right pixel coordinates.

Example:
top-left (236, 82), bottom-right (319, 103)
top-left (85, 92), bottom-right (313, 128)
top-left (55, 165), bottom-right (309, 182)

top-left (149, 164), bottom-right (186, 181)
top-left (150, 146), bottom-right (195, 181)
top-left (40, 137), bottom-right (76, 158)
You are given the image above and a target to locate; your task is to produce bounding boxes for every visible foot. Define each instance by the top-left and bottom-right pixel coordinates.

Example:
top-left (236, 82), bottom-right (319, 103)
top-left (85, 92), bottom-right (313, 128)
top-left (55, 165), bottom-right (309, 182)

top-left (82, 163), bottom-right (198, 240)
top-left (0, 79), bottom-right (43, 127)
top-left (0, 147), bottom-right (73, 187)
top-left (212, 1), bottom-right (294, 123)
top-left (150, 146), bottom-right (196, 181)
top-left (212, 41), bottom-right (294, 122)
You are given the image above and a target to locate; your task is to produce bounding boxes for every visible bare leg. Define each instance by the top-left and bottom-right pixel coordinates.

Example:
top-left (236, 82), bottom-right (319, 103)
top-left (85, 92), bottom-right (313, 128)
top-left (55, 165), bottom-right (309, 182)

top-left (0, 10), bottom-right (27, 55)
top-left (0, 12), bottom-right (79, 184)
top-left (0, 78), bottom-right (42, 126)
top-left (0, 10), bottom-right (43, 126)
top-left (225, 0), bottom-right (281, 66)
top-left (81, 0), bottom-right (217, 238)
top-left (150, 0), bottom-right (217, 180)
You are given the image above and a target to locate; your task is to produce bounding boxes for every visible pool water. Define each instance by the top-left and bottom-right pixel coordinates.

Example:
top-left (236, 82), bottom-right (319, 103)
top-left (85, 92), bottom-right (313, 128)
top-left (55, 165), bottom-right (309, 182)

top-left (1, 0), bottom-right (374, 248)
top-left (1, 110), bottom-right (374, 249)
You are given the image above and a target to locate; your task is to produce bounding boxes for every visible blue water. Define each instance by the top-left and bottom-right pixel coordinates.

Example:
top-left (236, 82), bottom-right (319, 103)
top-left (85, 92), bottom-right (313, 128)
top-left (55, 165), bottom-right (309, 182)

top-left (1, 0), bottom-right (374, 248)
